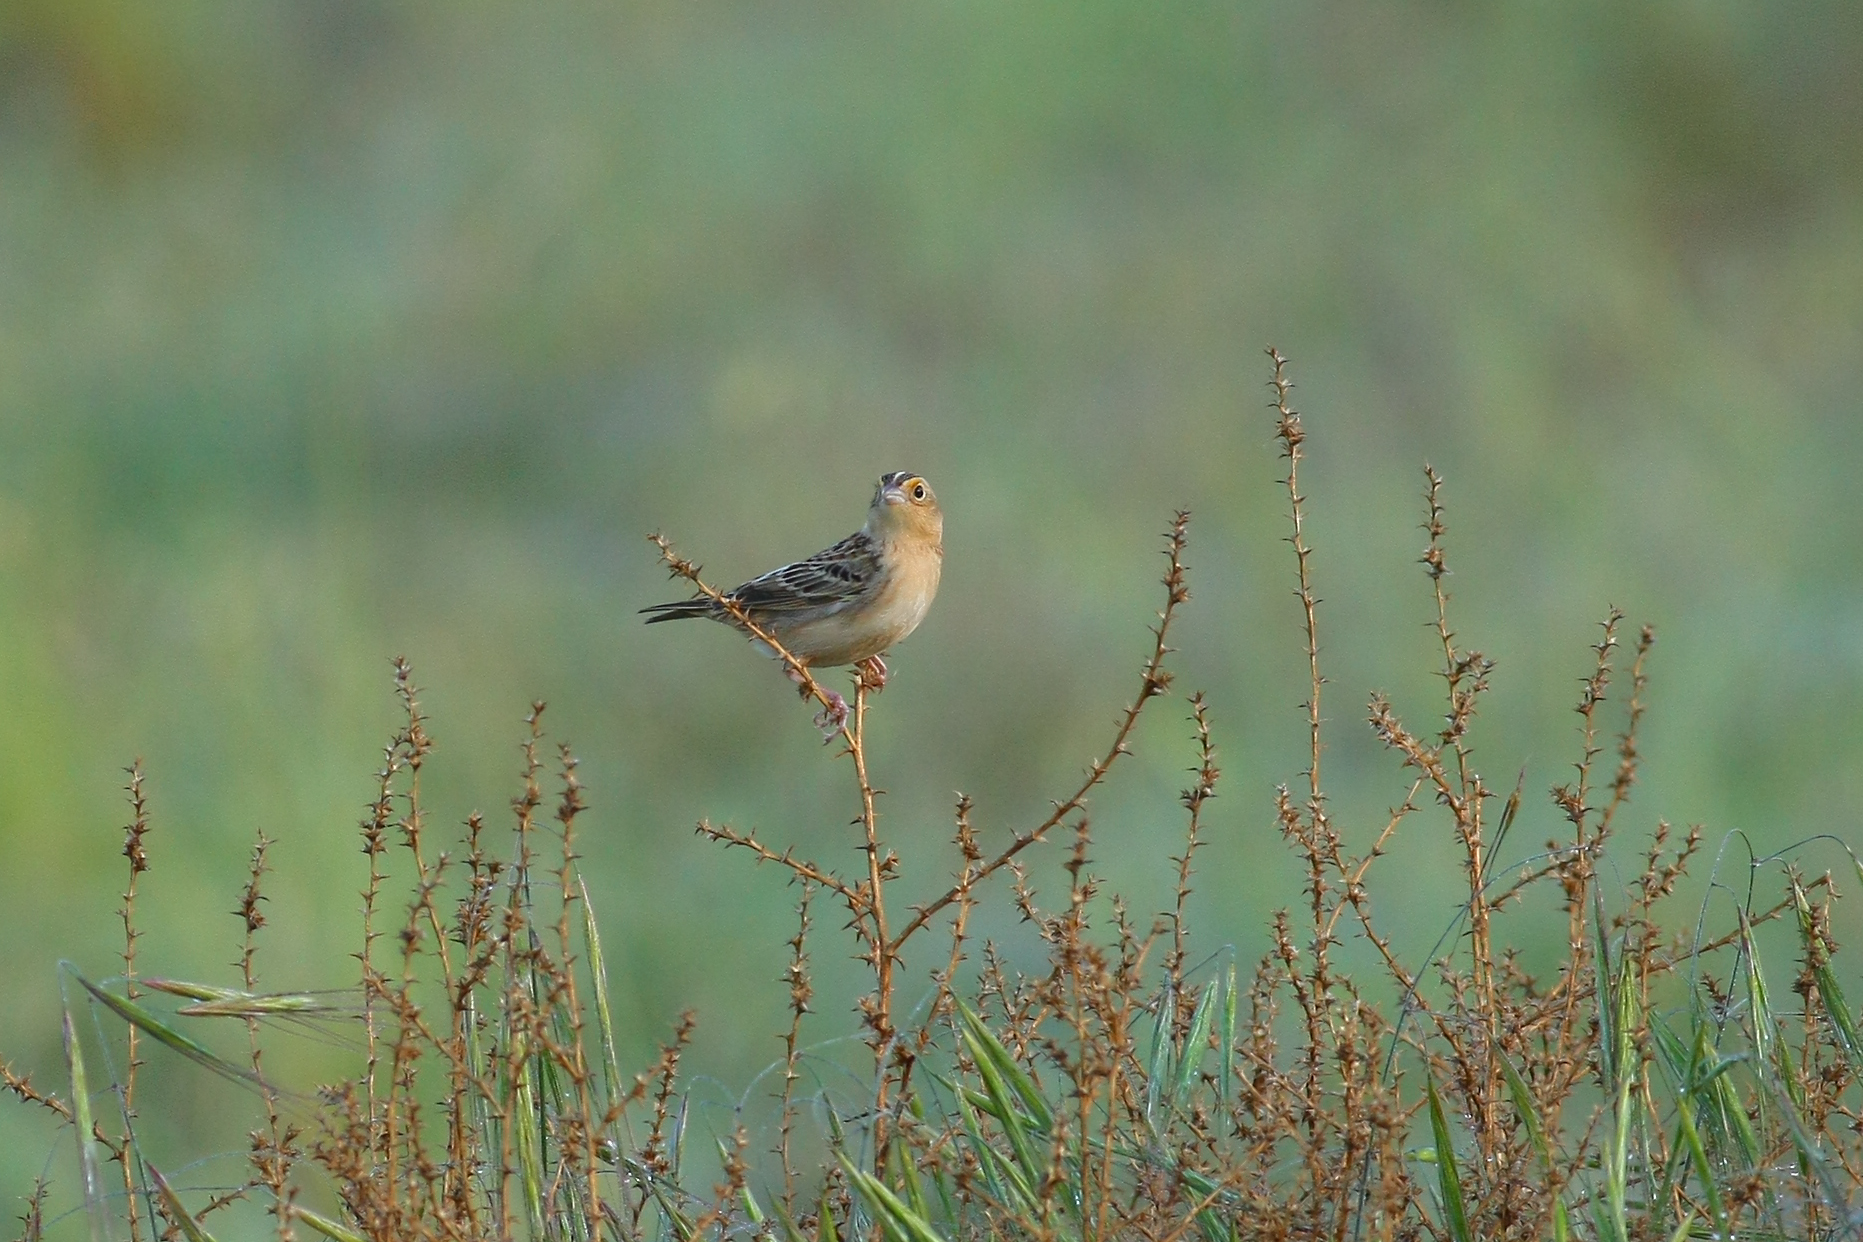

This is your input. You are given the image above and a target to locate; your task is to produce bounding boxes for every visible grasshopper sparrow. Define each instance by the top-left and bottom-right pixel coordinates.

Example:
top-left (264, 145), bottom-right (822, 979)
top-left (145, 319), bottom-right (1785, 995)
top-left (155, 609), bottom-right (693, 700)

top-left (644, 472), bottom-right (944, 727)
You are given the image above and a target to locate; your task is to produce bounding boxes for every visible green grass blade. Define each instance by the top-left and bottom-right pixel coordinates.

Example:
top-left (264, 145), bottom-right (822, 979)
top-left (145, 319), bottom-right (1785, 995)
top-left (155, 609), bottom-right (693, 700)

top-left (839, 1157), bottom-right (950, 1242)
top-left (62, 1005), bottom-right (109, 1242)
top-left (1671, 1092), bottom-right (1728, 1239)
top-left (1498, 1050), bottom-right (1550, 1163)
top-left (641, 1178), bottom-right (696, 1242)
top-left (772, 1202), bottom-right (807, 1242)
top-left (1218, 964), bottom-right (1236, 1105)
top-left (1425, 1076), bottom-right (1472, 1242)
top-left (1171, 982), bottom-right (1217, 1108)
top-left (1793, 882), bottom-right (1863, 1067)
top-left (74, 975), bottom-right (262, 1089)
top-left (952, 1085), bottom-right (1021, 1211)
top-left (175, 993), bottom-right (342, 1018)
top-left (292, 1207), bottom-right (369, 1242)
top-left (1497, 1048), bottom-right (1570, 1239)
top-left (1602, 958), bottom-right (1638, 1242)
top-left (1176, 1168), bottom-right (1234, 1242)
top-left (957, 1003), bottom-right (1052, 1129)
top-left (1592, 893), bottom-right (1616, 1086)
top-left (513, 1055), bottom-right (547, 1239)
top-left (889, 1133), bottom-right (930, 1225)
top-left (1648, 1016), bottom-right (1691, 1087)
top-left (1760, 1075), bottom-right (1853, 1224)
top-left (580, 879), bottom-right (626, 1121)
top-left (958, 1020), bottom-right (1045, 1201)
top-left (1705, 1066), bottom-right (1762, 1172)
top-left (818, 1188), bottom-right (841, 1242)
top-left (146, 1163), bottom-right (219, 1242)
top-left (1738, 908), bottom-right (1775, 1070)
top-left (1144, 985), bottom-right (1174, 1127)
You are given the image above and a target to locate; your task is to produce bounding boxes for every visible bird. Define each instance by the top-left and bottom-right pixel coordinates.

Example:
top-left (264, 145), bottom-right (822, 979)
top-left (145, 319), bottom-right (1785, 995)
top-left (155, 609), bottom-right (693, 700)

top-left (643, 471), bottom-right (944, 730)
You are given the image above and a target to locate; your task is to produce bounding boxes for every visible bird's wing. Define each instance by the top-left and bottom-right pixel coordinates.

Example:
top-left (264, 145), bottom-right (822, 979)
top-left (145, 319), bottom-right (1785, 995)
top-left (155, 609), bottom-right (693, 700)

top-left (728, 532), bottom-right (882, 615)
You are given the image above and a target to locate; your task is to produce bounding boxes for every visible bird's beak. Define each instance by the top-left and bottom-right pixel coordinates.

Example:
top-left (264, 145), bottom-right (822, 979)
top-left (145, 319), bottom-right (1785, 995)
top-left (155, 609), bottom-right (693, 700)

top-left (880, 482), bottom-right (910, 506)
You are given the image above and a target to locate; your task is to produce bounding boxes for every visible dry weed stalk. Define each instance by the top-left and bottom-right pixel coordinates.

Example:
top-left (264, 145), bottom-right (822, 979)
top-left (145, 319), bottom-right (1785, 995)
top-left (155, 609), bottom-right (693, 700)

top-left (662, 512), bottom-right (1191, 1159)
top-left (8, 348), bottom-right (1863, 1242)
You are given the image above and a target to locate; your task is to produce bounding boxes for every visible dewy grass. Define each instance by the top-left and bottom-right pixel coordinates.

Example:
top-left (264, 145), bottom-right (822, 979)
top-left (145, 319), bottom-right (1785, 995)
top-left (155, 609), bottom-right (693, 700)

top-left (6, 348), bottom-right (1863, 1241)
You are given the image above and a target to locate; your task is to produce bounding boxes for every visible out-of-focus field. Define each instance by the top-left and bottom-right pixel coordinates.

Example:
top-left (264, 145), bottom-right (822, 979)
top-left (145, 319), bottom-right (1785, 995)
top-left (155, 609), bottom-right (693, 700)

top-left (2, 0), bottom-right (1860, 1212)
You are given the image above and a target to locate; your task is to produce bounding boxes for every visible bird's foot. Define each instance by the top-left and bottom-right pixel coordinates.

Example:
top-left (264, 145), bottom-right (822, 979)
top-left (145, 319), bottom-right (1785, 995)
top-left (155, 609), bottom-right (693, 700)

top-left (854, 654), bottom-right (889, 693)
top-left (813, 690), bottom-right (850, 738)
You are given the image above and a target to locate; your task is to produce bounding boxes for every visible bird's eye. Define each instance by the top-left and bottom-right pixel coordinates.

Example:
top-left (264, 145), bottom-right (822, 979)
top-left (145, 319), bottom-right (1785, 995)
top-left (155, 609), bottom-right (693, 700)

top-left (911, 482), bottom-right (926, 501)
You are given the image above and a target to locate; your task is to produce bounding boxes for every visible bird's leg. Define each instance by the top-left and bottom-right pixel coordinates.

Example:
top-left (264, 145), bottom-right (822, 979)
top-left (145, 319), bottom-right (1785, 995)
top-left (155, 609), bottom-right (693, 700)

top-left (854, 654), bottom-right (889, 693)
top-left (790, 664), bottom-right (849, 736)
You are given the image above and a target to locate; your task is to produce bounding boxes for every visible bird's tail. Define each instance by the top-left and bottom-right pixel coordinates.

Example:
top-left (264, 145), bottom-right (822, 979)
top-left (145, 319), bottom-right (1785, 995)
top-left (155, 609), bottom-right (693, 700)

top-left (639, 598), bottom-right (717, 624)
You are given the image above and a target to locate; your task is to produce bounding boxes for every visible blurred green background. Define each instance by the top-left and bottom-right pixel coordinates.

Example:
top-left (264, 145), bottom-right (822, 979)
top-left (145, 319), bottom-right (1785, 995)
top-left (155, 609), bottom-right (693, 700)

top-left (4, 0), bottom-right (1862, 1222)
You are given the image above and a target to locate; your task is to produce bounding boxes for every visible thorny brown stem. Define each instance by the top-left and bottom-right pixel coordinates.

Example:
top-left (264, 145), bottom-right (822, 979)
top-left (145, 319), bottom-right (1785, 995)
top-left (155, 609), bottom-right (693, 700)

top-left (1267, 347), bottom-right (1345, 1226)
top-left (850, 675), bottom-right (895, 1109)
top-left (1269, 348), bottom-right (1323, 810)
top-left (552, 744), bottom-right (604, 1233)
top-left (356, 657), bottom-right (429, 1159)
top-left (1421, 464), bottom-right (1502, 1147)
top-left (237, 833), bottom-right (299, 1239)
top-left (1168, 694), bottom-right (1219, 1007)
top-left (694, 823), bottom-right (860, 905)
top-left (119, 761), bottom-right (151, 1242)
top-left (776, 883), bottom-right (815, 1211)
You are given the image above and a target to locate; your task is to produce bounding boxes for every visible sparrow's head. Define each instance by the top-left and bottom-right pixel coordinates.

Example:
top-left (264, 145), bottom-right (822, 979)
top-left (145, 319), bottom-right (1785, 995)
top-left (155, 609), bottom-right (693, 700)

top-left (869, 471), bottom-right (943, 545)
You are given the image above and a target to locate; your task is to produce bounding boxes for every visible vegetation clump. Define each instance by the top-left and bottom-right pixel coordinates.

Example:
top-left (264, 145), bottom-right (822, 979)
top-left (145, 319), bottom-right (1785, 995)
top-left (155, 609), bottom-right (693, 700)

top-left (6, 351), bottom-right (1862, 1242)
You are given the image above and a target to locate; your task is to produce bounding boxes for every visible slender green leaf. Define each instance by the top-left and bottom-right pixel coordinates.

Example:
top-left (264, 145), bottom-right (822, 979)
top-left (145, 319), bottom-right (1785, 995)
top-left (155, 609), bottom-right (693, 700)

top-left (1425, 1077), bottom-right (1472, 1242)
top-left (960, 1022), bottom-right (1045, 1198)
top-left (1738, 908), bottom-right (1775, 1069)
top-left (1761, 1076), bottom-right (1854, 1224)
top-left (957, 1004), bottom-right (1052, 1129)
top-left (1144, 985), bottom-right (1174, 1125)
top-left (1177, 1168), bottom-right (1234, 1242)
top-left (890, 1132), bottom-right (930, 1226)
top-left (952, 1085), bottom-right (1022, 1211)
top-left (772, 1202), bottom-right (810, 1242)
top-left (513, 1055), bottom-right (546, 1239)
top-left (1600, 957), bottom-right (1638, 1242)
top-left (1592, 893), bottom-right (1617, 1086)
top-left (292, 1207), bottom-right (369, 1242)
top-left (839, 1158), bottom-right (950, 1242)
top-left (62, 1006), bottom-right (108, 1242)
top-left (1792, 882), bottom-right (1863, 1066)
top-left (1171, 982), bottom-right (1217, 1108)
top-left (1497, 1050), bottom-right (1569, 1240)
top-left (580, 879), bottom-right (626, 1118)
top-left (176, 993), bottom-right (342, 1018)
top-left (1218, 964), bottom-right (1236, 1105)
top-left (146, 1164), bottom-right (219, 1242)
top-left (75, 975), bottom-right (264, 1089)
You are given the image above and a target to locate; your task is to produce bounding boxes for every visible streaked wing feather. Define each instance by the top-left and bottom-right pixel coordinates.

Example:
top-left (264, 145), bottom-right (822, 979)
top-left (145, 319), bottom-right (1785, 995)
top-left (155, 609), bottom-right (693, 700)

top-left (729, 532), bottom-right (880, 614)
